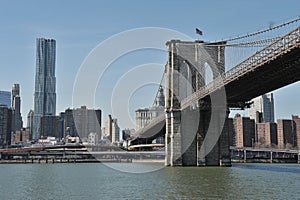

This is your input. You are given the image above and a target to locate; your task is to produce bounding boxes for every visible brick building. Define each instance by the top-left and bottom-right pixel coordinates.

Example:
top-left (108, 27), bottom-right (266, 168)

top-left (277, 119), bottom-right (293, 149)
top-left (15, 128), bottom-right (30, 144)
top-left (233, 114), bottom-right (255, 148)
top-left (256, 122), bottom-right (277, 147)
top-left (292, 115), bottom-right (300, 150)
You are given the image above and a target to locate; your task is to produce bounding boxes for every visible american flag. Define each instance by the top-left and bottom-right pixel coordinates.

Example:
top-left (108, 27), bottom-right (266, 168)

top-left (196, 28), bottom-right (203, 35)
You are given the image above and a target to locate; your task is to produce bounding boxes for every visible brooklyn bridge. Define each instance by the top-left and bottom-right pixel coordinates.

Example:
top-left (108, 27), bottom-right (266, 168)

top-left (131, 18), bottom-right (300, 166)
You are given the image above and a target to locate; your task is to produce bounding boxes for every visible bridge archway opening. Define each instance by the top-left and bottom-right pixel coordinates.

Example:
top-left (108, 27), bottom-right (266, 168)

top-left (204, 62), bottom-right (213, 85)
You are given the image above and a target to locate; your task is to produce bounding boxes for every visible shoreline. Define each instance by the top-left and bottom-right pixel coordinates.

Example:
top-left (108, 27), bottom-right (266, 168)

top-left (0, 159), bottom-right (298, 164)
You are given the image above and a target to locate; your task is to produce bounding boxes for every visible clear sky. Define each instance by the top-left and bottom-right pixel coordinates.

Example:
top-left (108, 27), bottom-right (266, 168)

top-left (0, 0), bottom-right (299, 129)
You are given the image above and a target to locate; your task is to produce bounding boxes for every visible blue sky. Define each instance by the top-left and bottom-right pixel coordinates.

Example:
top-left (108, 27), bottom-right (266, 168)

top-left (0, 0), bottom-right (300, 129)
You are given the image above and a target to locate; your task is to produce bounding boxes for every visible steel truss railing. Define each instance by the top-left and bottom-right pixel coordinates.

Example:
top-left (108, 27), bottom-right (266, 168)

top-left (181, 27), bottom-right (300, 110)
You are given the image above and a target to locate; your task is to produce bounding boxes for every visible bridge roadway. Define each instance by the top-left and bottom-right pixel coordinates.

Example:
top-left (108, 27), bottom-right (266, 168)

top-left (132, 26), bottom-right (300, 144)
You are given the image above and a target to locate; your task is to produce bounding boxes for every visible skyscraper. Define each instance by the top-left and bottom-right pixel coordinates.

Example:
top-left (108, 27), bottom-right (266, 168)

top-left (111, 119), bottom-right (120, 143)
top-left (27, 110), bottom-right (34, 139)
top-left (32, 38), bottom-right (56, 139)
top-left (104, 115), bottom-right (120, 143)
top-left (41, 115), bottom-right (62, 138)
top-left (249, 93), bottom-right (274, 123)
top-left (64, 106), bottom-right (101, 140)
top-left (105, 114), bottom-right (112, 140)
top-left (11, 84), bottom-right (20, 105)
top-left (11, 84), bottom-right (23, 134)
top-left (0, 105), bottom-right (12, 147)
top-left (0, 91), bottom-right (11, 107)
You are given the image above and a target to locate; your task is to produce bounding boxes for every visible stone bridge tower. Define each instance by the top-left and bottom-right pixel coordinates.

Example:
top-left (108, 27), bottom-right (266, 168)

top-left (165, 40), bottom-right (231, 166)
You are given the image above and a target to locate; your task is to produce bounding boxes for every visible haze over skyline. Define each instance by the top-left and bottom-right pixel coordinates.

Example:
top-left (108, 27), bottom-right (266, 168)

top-left (0, 0), bottom-right (300, 129)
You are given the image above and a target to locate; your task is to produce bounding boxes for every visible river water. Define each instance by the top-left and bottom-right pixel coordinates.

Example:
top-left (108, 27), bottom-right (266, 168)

top-left (0, 163), bottom-right (299, 200)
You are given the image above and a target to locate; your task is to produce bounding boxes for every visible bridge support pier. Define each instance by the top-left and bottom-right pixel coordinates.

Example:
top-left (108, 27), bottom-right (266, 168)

top-left (165, 107), bottom-right (231, 166)
top-left (197, 109), bottom-right (231, 166)
top-left (182, 108), bottom-right (198, 166)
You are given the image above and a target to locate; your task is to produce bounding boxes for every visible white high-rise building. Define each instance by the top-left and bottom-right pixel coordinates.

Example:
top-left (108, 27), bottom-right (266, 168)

top-left (111, 119), bottom-right (120, 143)
top-left (249, 93), bottom-right (274, 123)
top-left (104, 115), bottom-right (120, 143)
top-left (32, 38), bottom-right (56, 139)
top-left (135, 85), bottom-right (165, 130)
top-left (27, 110), bottom-right (34, 139)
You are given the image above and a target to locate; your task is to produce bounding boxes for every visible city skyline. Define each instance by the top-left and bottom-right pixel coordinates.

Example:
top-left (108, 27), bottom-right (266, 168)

top-left (0, 1), bottom-right (300, 129)
top-left (0, 2), bottom-right (300, 200)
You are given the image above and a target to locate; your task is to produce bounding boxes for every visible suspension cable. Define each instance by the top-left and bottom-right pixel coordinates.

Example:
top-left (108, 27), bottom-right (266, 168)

top-left (205, 36), bottom-right (281, 47)
top-left (219, 17), bottom-right (300, 43)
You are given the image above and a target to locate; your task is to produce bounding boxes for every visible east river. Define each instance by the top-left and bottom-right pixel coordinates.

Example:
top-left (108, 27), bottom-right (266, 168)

top-left (0, 163), bottom-right (299, 199)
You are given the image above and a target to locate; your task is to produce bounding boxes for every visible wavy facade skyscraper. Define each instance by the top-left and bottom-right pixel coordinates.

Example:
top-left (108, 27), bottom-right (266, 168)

top-left (32, 38), bottom-right (56, 140)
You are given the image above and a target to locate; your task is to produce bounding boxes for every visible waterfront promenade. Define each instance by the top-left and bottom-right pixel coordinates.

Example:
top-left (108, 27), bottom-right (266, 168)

top-left (0, 145), bottom-right (299, 164)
